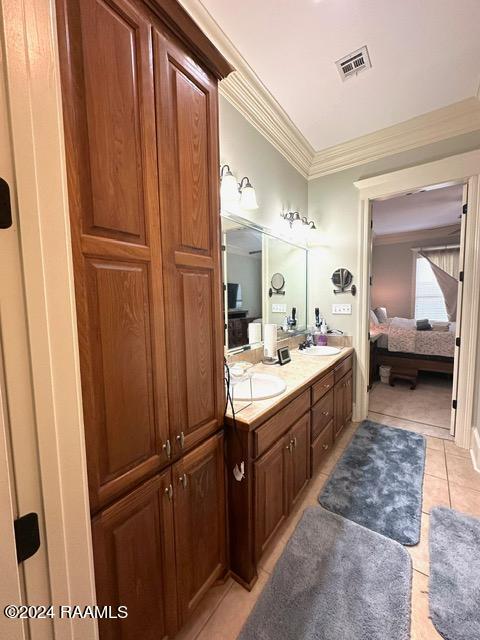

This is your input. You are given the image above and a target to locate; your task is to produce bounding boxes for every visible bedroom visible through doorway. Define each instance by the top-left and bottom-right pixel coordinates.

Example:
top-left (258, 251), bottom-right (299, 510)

top-left (368, 183), bottom-right (465, 438)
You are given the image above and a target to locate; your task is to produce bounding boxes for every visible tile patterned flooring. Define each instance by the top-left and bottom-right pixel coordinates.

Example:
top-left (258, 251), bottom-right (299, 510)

top-left (175, 414), bottom-right (480, 640)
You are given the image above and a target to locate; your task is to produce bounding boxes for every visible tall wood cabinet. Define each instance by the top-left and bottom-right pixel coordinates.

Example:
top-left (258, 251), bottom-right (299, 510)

top-left (56, 0), bottom-right (232, 637)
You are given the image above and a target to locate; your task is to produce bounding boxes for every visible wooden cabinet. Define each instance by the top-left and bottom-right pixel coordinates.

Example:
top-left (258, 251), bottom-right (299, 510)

top-left (254, 412), bottom-right (310, 561)
top-left (92, 471), bottom-right (177, 640)
top-left (254, 437), bottom-right (288, 560)
top-left (287, 413), bottom-right (311, 511)
top-left (173, 433), bottom-right (227, 624)
top-left (334, 370), bottom-right (353, 438)
top-left (57, 0), bottom-right (232, 637)
top-left (227, 352), bottom-right (353, 589)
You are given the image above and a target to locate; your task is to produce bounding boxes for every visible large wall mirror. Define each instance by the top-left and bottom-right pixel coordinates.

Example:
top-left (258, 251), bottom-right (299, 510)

top-left (222, 215), bottom-right (308, 352)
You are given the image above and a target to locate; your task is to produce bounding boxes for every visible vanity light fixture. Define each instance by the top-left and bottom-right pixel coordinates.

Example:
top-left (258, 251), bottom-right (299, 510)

top-left (238, 176), bottom-right (258, 210)
top-left (220, 165), bottom-right (259, 210)
top-left (220, 164), bottom-right (238, 203)
top-left (280, 211), bottom-right (316, 230)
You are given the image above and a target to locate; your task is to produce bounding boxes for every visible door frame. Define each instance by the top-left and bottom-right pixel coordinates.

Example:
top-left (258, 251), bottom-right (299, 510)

top-left (1, 0), bottom-right (97, 637)
top-left (353, 149), bottom-right (480, 450)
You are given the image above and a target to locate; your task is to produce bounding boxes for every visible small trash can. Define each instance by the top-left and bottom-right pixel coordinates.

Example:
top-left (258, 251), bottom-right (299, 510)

top-left (379, 365), bottom-right (391, 384)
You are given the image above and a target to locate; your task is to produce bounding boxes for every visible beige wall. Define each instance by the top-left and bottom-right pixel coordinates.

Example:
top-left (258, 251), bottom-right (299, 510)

top-left (307, 131), bottom-right (480, 334)
top-left (371, 234), bottom-right (459, 319)
top-left (219, 96), bottom-right (308, 231)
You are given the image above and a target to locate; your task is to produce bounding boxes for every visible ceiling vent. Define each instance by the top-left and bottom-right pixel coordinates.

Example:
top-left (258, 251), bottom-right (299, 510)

top-left (336, 46), bottom-right (371, 81)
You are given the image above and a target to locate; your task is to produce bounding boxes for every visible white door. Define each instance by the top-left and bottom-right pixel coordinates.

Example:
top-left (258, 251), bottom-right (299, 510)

top-left (367, 204), bottom-right (375, 391)
top-left (0, 38), bottom-right (52, 639)
top-left (0, 351), bottom-right (26, 640)
top-left (450, 184), bottom-right (468, 435)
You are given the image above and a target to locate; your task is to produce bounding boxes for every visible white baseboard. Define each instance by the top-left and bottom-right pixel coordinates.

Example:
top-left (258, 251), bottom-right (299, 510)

top-left (471, 427), bottom-right (480, 472)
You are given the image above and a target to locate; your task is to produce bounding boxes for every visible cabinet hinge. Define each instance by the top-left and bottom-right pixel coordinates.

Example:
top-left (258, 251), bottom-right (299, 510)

top-left (370, 218), bottom-right (373, 229)
top-left (369, 275), bottom-right (373, 286)
top-left (14, 513), bottom-right (40, 563)
top-left (0, 178), bottom-right (12, 229)
top-left (459, 271), bottom-right (464, 282)
top-left (221, 244), bottom-right (226, 251)
top-left (463, 203), bottom-right (468, 215)
top-left (455, 337), bottom-right (461, 347)
top-left (452, 399), bottom-right (457, 410)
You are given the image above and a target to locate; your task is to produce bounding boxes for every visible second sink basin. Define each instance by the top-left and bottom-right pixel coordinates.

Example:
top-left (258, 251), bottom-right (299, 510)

top-left (231, 373), bottom-right (286, 401)
top-left (298, 346), bottom-right (341, 356)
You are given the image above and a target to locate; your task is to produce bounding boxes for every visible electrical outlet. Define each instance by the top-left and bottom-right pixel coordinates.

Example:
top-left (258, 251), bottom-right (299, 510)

top-left (332, 303), bottom-right (352, 314)
top-left (272, 303), bottom-right (287, 313)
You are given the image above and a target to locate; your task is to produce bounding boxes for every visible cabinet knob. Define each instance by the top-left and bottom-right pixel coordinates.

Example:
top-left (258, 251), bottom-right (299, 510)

top-left (322, 443), bottom-right (329, 451)
top-left (291, 437), bottom-right (297, 449)
top-left (164, 484), bottom-right (173, 501)
top-left (286, 442), bottom-right (293, 453)
top-left (163, 439), bottom-right (172, 459)
top-left (178, 473), bottom-right (188, 489)
top-left (176, 432), bottom-right (185, 449)
top-left (322, 411), bottom-right (329, 417)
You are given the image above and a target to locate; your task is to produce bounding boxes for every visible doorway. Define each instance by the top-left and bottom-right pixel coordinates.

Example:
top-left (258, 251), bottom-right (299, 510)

top-left (367, 183), bottom-right (465, 438)
top-left (353, 150), bottom-right (480, 452)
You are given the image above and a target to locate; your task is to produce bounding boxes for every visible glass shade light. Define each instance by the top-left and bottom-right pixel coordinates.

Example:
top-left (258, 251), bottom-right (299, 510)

top-left (239, 177), bottom-right (258, 210)
top-left (220, 164), bottom-right (239, 204)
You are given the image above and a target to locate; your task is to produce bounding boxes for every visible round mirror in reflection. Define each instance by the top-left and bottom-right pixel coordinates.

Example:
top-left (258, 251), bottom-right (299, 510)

top-left (271, 272), bottom-right (285, 292)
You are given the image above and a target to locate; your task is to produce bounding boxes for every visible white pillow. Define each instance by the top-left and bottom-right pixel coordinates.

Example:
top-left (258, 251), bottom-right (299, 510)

top-left (370, 310), bottom-right (379, 325)
top-left (374, 307), bottom-right (388, 324)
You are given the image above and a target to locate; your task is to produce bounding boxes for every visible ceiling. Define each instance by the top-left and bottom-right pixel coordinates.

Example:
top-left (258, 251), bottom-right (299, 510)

top-left (200, 0), bottom-right (480, 151)
top-left (372, 184), bottom-right (463, 236)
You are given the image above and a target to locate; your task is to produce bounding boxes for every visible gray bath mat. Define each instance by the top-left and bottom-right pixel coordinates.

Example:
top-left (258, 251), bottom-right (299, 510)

top-left (319, 420), bottom-right (425, 544)
top-left (430, 507), bottom-right (480, 640)
top-left (238, 507), bottom-right (411, 640)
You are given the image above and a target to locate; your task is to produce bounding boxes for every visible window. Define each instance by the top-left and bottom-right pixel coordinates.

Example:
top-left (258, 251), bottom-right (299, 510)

top-left (414, 256), bottom-right (448, 321)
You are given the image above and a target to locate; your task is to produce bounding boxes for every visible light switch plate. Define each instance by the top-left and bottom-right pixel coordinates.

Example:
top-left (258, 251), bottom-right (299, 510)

top-left (332, 303), bottom-right (352, 314)
top-left (272, 303), bottom-right (287, 313)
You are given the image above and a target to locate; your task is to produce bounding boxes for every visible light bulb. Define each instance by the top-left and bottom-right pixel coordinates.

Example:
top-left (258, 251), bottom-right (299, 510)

top-left (240, 184), bottom-right (258, 210)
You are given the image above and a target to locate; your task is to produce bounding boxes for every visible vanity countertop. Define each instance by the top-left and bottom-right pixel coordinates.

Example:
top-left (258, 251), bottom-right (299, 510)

top-left (226, 346), bottom-right (354, 430)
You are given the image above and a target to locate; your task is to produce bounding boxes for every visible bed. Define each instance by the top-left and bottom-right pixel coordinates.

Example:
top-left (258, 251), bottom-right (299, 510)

top-left (370, 317), bottom-right (455, 376)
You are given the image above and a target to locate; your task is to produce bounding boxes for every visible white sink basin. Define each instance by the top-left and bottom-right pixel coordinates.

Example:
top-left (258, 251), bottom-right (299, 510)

top-left (297, 346), bottom-right (341, 356)
top-left (230, 373), bottom-right (286, 401)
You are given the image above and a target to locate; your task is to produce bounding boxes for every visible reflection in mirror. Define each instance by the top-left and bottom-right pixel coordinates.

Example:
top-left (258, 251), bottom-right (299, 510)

top-left (222, 215), bottom-right (308, 353)
top-left (223, 219), bottom-right (263, 350)
top-left (264, 236), bottom-right (307, 332)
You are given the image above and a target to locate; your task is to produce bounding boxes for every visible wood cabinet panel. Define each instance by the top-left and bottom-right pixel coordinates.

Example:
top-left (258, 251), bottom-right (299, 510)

top-left (334, 354), bottom-right (353, 384)
top-left (173, 69), bottom-right (210, 252)
top-left (334, 369), bottom-right (353, 438)
top-left (311, 421), bottom-right (334, 475)
top-left (76, 0), bottom-right (156, 242)
top-left (173, 432), bottom-right (227, 624)
top-left (154, 28), bottom-right (224, 454)
top-left (57, 0), bottom-right (170, 511)
top-left (344, 370), bottom-right (353, 424)
top-left (254, 437), bottom-right (288, 560)
top-left (85, 260), bottom-right (159, 493)
top-left (311, 371), bottom-right (334, 405)
top-left (92, 471), bottom-right (177, 640)
top-left (311, 389), bottom-right (334, 440)
top-left (287, 413), bottom-right (310, 511)
top-left (254, 389), bottom-right (310, 457)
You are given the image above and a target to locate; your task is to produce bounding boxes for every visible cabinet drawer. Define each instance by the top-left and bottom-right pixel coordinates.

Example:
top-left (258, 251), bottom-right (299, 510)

top-left (255, 390), bottom-right (310, 458)
top-left (334, 354), bottom-right (353, 384)
top-left (311, 421), bottom-right (334, 475)
top-left (311, 390), bottom-right (334, 441)
top-left (311, 372), bottom-right (334, 405)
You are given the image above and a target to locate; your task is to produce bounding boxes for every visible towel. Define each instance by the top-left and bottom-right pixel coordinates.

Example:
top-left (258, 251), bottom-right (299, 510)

top-left (431, 321), bottom-right (449, 332)
top-left (416, 319), bottom-right (432, 331)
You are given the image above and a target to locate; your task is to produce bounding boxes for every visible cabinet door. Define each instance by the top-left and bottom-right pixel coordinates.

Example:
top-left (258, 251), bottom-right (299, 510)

top-left (254, 437), bottom-right (288, 560)
top-left (153, 28), bottom-right (224, 455)
top-left (173, 432), bottom-right (227, 624)
top-left (92, 471), bottom-right (177, 640)
top-left (56, 0), bottom-right (170, 511)
top-left (334, 379), bottom-right (346, 438)
top-left (344, 371), bottom-right (353, 424)
top-left (287, 413), bottom-right (311, 511)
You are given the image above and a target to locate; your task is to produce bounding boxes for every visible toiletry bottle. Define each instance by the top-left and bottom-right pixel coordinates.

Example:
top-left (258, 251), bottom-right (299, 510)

top-left (313, 308), bottom-right (321, 345)
top-left (319, 319), bottom-right (328, 346)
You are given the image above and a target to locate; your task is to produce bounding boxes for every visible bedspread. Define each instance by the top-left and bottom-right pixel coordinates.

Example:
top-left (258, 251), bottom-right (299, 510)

top-left (371, 318), bottom-right (455, 358)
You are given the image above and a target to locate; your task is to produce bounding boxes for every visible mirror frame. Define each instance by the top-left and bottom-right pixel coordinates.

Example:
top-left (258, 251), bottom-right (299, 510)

top-left (221, 212), bottom-right (309, 354)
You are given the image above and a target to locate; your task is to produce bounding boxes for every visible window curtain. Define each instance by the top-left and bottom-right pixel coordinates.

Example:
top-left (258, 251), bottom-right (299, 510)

top-left (419, 247), bottom-right (460, 321)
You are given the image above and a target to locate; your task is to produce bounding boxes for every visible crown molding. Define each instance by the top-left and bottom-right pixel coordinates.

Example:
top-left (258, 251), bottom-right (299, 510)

top-left (178, 1), bottom-right (480, 182)
top-left (177, 0), bottom-right (314, 178)
top-left (309, 98), bottom-right (480, 180)
top-left (373, 223), bottom-right (461, 246)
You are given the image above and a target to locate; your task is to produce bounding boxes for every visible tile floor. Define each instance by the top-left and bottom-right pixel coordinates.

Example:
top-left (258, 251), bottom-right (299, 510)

top-left (175, 415), bottom-right (480, 640)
